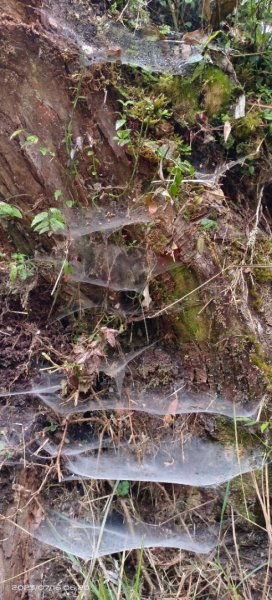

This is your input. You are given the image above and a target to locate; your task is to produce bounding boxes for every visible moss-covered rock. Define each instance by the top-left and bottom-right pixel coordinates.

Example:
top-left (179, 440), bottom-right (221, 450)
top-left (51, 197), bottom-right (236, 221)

top-left (231, 110), bottom-right (264, 155)
top-left (253, 239), bottom-right (272, 284)
top-left (233, 111), bottom-right (263, 140)
top-left (156, 75), bottom-right (200, 125)
top-left (152, 266), bottom-right (209, 342)
top-left (201, 66), bottom-right (233, 118)
top-left (157, 66), bottom-right (233, 123)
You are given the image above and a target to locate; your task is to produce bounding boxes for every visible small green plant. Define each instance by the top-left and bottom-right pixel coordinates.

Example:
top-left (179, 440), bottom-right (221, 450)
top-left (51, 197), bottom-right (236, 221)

top-left (168, 158), bottom-right (195, 198)
top-left (86, 146), bottom-right (99, 177)
top-left (200, 218), bottom-right (220, 231)
top-left (0, 201), bottom-right (22, 219)
top-left (69, 545), bottom-right (144, 600)
top-left (53, 188), bottom-right (75, 208)
top-left (31, 208), bottom-right (66, 235)
top-left (43, 422), bottom-right (58, 433)
top-left (110, 0), bottom-right (150, 31)
top-left (158, 23), bottom-right (172, 35)
top-left (9, 253), bottom-right (34, 284)
top-left (54, 189), bottom-right (62, 201)
top-left (117, 480), bottom-right (130, 496)
top-left (235, 0), bottom-right (272, 52)
top-left (118, 95), bottom-right (172, 126)
top-left (22, 133), bottom-right (39, 147)
top-left (10, 129), bottom-right (55, 157)
top-left (113, 118), bottom-right (132, 146)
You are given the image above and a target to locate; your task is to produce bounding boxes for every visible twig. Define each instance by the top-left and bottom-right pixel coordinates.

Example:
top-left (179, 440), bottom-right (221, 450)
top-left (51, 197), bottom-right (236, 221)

top-left (116, 0), bottom-right (130, 22)
top-left (51, 246), bottom-right (69, 296)
top-left (166, 0), bottom-right (179, 31)
top-left (247, 184), bottom-right (264, 263)
top-left (56, 420), bottom-right (68, 482)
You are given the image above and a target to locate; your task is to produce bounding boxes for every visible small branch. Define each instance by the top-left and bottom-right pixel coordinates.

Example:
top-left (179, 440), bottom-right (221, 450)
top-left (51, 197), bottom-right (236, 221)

top-left (166, 0), bottom-right (179, 31)
top-left (55, 420), bottom-right (68, 482)
top-left (51, 246), bottom-right (68, 296)
top-left (247, 184), bottom-right (264, 263)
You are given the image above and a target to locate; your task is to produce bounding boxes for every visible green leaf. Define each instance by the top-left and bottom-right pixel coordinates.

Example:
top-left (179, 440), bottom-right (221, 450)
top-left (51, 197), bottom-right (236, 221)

top-left (32, 208), bottom-right (65, 234)
top-left (49, 423), bottom-right (58, 432)
top-left (50, 219), bottom-right (66, 232)
top-left (169, 171), bottom-right (182, 197)
top-left (66, 199), bottom-right (74, 208)
top-left (12, 253), bottom-right (26, 262)
top-left (260, 421), bottom-right (270, 433)
top-left (63, 260), bottom-right (73, 276)
top-left (34, 225), bottom-right (49, 234)
top-left (31, 211), bottom-right (48, 228)
top-left (190, 62), bottom-right (205, 82)
top-left (32, 221), bottom-right (49, 233)
top-left (39, 146), bottom-right (55, 157)
top-left (115, 118), bottom-right (126, 130)
top-left (262, 110), bottom-right (272, 121)
top-left (20, 270), bottom-right (28, 281)
top-left (242, 419), bottom-right (258, 427)
top-left (117, 480), bottom-right (130, 497)
top-left (204, 30), bottom-right (223, 49)
top-left (10, 128), bottom-right (25, 140)
top-left (0, 202), bottom-right (22, 219)
top-left (25, 134), bottom-right (39, 145)
top-left (54, 189), bottom-right (62, 201)
top-left (49, 208), bottom-right (62, 217)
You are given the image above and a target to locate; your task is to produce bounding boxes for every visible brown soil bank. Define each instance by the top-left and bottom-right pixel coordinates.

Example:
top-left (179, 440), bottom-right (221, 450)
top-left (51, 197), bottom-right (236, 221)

top-left (0, 1), bottom-right (271, 598)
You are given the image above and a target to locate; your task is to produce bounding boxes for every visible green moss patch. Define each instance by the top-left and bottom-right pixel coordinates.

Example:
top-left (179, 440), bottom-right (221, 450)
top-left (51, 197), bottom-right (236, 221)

top-left (152, 266), bottom-right (209, 343)
top-left (201, 67), bottom-right (232, 118)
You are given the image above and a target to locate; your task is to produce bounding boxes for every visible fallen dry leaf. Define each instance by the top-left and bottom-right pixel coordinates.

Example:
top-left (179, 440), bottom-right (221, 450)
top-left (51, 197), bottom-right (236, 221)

top-left (142, 284), bottom-right (152, 309)
top-left (224, 121), bottom-right (232, 143)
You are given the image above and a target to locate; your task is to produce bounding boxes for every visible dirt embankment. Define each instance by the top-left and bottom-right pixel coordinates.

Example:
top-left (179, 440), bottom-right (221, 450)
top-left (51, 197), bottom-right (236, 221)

top-left (0, 1), bottom-right (271, 599)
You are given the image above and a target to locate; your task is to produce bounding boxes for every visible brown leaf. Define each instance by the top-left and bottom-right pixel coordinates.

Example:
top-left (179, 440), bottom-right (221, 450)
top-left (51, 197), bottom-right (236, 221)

top-left (148, 201), bottom-right (159, 214)
top-left (163, 414), bottom-right (174, 425)
top-left (168, 396), bottom-right (179, 415)
top-left (142, 284), bottom-right (152, 309)
top-left (224, 121), bottom-right (232, 143)
top-left (101, 327), bottom-right (119, 347)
